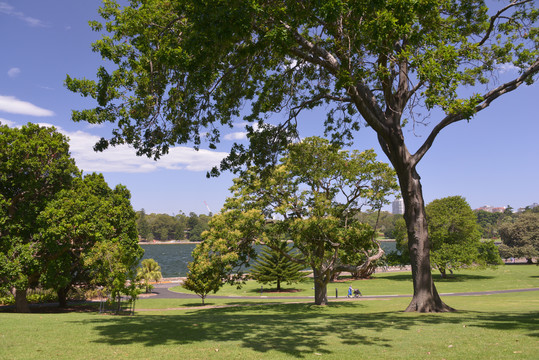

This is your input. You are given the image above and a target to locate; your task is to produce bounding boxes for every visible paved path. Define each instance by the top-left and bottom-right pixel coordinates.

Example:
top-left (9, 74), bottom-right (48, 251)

top-left (147, 282), bottom-right (539, 301)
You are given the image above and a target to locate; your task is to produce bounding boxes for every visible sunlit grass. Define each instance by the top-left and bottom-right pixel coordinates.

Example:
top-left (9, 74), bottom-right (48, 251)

top-left (169, 264), bottom-right (539, 298)
top-left (1, 292), bottom-right (537, 359)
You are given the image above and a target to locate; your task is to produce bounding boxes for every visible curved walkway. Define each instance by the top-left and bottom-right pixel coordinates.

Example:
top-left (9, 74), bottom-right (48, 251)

top-left (148, 282), bottom-right (539, 301)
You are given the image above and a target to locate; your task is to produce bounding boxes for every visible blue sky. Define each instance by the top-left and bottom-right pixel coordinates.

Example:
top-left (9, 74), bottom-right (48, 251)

top-left (1, 0), bottom-right (537, 215)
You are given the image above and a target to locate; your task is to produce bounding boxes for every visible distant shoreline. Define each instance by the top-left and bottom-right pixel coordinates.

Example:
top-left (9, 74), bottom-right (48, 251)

top-left (139, 241), bottom-right (201, 245)
top-left (141, 239), bottom-right (398, 245)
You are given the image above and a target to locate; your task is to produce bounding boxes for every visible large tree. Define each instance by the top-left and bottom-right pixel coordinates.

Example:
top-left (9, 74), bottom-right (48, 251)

top-left (37, 173), bottom-right (144, 307)
top-left (67, 0), bottom-right (539, 312)
top-left (0, 123), bottom-right (79, 312)
top-left (201, 137), bottom-right (397, 305)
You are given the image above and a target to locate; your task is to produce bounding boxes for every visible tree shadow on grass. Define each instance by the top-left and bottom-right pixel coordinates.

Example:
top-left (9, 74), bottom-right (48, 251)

top-left (75, 302), bottom-right (538, 358)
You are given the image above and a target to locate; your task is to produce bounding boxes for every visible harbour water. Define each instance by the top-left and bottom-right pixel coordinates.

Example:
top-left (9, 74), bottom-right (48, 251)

top-left (140, 241), bottom-right (397, 278)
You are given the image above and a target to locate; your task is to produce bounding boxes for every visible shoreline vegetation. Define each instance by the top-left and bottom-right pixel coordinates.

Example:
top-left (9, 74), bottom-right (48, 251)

top-left (139, 238), bottom-right (400, 245)
top-left (139, 240), bottom-right (201, 244)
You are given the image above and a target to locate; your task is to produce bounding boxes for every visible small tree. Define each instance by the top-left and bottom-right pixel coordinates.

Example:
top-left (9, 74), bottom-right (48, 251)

top-left (250, 242), bottom-right (307, 291)
top-left (182, 231), bottom-right (246, 305)
top-left (84, 240), bottom-right (142, 314)
top-left (137, 259), bottom-right (162, 293)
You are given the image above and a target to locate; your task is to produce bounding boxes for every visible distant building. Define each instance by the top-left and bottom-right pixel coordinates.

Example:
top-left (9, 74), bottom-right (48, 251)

top-left (517, 203), bottom-right (539, 213)
top-left (475, 205), bottom-right (506, 213)
top-left (392, 199), bottom-right (404, 215)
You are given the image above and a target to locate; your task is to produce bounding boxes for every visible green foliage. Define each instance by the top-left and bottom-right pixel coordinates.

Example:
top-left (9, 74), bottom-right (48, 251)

top-left (67, 0), bottom-right (539, 162)
top-left (427, 196), bottom-right (501, 275)
top-left (498, 212), bottom-right (539, 261)
top-left (392, 197), bottom-right (504, 272)
top-left (135, 211), bottom-right (210, 241)
top-left (388, 217), bottom-right (410, 265)
top-left (84, 240), bottom-right (142, 311)
top-left (250, 242), bottom-right (308, 291)
top-left (475, 210), bottom-right (503, 239)
top-left (135, 209), bottom-right (152, 240)
top-left (195, 137), bottom-right (397, 305)
top-left (37, 173), bottom-right (143, 305)
top-left (137, 258), bottom-right (162, 293)
top-left (0, 123), bottom-right (79, 310)
top-left (183, 212), bottom-right (263, 305)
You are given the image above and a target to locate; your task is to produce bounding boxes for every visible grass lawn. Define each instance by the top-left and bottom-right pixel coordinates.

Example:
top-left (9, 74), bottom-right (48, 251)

top-left (1, 292), bottom-right (538, 359)
top-left (1, 265), bottom-right (537, 359)
top-left (169, 263), bottom-right (539, 298)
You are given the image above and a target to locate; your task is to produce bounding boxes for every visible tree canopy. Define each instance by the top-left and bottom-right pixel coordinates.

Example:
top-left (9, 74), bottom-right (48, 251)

top-left (498, 212), bottom-right (539, 262)
top-left (67, 0), bottom-right (539, 312)
top-left (0, 124), bottom-right (143, 312)
top-left (37, 173), bottom-right (143, 306)
top-left (187, 137), bottom-right (397, 305)
top-left (0, 123), bottom-right (79, 312)
top-left (394, 196), bottom-right (503, 274)
top-left (426, 196), bottom-right (501, 276)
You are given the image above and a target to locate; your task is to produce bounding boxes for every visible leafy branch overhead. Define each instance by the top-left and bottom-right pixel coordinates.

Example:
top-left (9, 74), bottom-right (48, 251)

top-left (67, 0), bottom-right (538, 164)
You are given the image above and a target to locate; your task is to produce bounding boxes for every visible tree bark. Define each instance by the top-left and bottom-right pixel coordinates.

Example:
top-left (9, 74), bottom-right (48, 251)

top-left (57, 286), bottom-right (68, 308)
top-left (399, 166), bottom-right (454, 312)
top-left (313, 269), bottom-right (328, 305)
top-left (14, 288), bottom-right (31, 313)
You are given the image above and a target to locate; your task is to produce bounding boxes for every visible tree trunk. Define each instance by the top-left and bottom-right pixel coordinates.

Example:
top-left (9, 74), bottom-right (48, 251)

top-left (57, 286), bottom-right (68, 308)
top-left (399, 167), bottom-right (454, 312)
top-left (313, 269), bottom-right (328, 305)
top-left (14, 288), bottom-right (30, 313)
top-left (439, 268), bottom-right (447, 279)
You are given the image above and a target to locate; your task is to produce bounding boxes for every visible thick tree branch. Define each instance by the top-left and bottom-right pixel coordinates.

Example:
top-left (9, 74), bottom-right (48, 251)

top-left (281, 22), bottom-right (340, 73)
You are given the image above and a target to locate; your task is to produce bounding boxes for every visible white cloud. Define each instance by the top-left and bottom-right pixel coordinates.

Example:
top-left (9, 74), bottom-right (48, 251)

top-left (0, 117), bottom-right (16, 127)
top-left (0, 2), bottom-right (48, 27)
top-left (1, 121), bottom-right (228, 174)
top-left (224, 131), bottom-right (247, 140)
top-left (223, 121), bottom-right (262, 140)
top-left (497, 63), bottom-right (518, 74)
top-left (7, 67), bottom-right (20, 78)
top-left (63, 129), bottom-right (228, 173)
top-left (0, 95), bottom-right (54, 116)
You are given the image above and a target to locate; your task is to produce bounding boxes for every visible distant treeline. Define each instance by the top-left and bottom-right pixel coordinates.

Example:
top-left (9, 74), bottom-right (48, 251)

top-left (136, 210), bottom-right (211, 242)
top-left (136, 206), bottom-right (538, 242)
top-left (475, 206), bottom-right (539, 239)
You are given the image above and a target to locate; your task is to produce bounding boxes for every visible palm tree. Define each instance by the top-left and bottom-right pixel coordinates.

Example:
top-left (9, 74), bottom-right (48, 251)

top-left (137, 258), bottom-right (162, 293)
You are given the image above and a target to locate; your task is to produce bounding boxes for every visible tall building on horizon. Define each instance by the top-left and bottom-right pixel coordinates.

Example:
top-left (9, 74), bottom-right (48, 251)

top-left (392, 199), bottom-right (404, 215)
